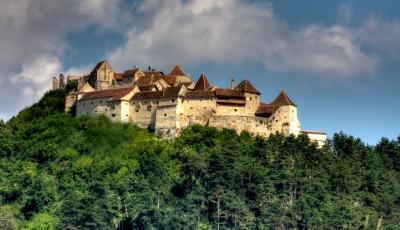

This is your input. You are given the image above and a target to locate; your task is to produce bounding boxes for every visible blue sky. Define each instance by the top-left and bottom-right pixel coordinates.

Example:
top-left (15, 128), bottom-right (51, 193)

top-left (0, 0), bottom-right (399, 144)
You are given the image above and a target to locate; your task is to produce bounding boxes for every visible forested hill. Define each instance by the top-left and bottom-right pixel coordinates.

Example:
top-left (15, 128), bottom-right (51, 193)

top-left (0, 87), bottom-right (400, 229)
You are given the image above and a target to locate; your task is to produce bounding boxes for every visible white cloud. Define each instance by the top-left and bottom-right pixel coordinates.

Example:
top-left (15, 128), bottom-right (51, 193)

top-left (357, 16), bottom-right (400, 57)
top-left (0, 0), bottom-right (128, 120)
top-left (108, 0), bottom-right (380, 78)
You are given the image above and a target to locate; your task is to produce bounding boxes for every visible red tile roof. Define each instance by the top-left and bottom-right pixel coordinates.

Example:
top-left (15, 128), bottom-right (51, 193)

top-left (131, 86), bottom-right (183, 100)
top-left (79, 87), bottom-right (134, 101)
top-left (237, 80), bottom-right (260, 95)
top-left (169, 65), bottom-right (186, 76)
top-left (131, 91), bottom-right (163, 100)
top-left (193, 73), bottom-right (210, 91)
top-left (138, 85), bottom-right (156, 92)
top-left (270, 91), bottom-right (296, 106)
top-left (161, 86), bottom-right (183, 98)
top-left (114, 73), bottom-right (124, 81)
top-left (136, 75), bottom-right (163, 86)
top-left (255, 104), bottom-right (280, 117)
top-left (185, 91), bottom-right (215, 98)
top-left (215, 88), bottom-right (245, 99)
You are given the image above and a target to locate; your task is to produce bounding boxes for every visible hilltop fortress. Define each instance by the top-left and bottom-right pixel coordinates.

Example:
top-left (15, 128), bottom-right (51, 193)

top-left (53, 60), bottom-right (326, 145)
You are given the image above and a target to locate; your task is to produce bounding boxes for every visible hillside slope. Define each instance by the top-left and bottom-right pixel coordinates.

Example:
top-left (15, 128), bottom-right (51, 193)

top-left (0, 88), bottom-right (400, 229)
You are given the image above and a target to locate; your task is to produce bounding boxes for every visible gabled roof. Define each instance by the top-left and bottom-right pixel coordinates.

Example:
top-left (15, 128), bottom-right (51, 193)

top-left (193, 73), bottom-right (210, 91)
top-left (90, 60), bottom-right (108, 75)
top-left (237, 80), bottom-right (260, 95)
top-left (79, 87), bottom-right (134, 101)
top-left (270, 91), bottom-right (296, 107)
top-left (169, 64), bottom-right (186, 76)
top-left (136, 75), bottom-right (163, 86)
top-left (161, 85), bottom-right (184, 98)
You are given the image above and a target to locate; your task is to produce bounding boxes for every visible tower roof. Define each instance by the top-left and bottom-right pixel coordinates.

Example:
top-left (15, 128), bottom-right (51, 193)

top-left (237, 80), bottom-right (260, 95)
top-left (169, 64), bottom-right (186, 76)
top-left (270, 91), bottom-right (296, 106)
top-left (193, 73), bottom-right (210, 91)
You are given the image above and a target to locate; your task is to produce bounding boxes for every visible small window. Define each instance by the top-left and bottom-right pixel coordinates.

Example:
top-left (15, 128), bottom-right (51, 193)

top-left (234, 109), bottom-right (237, 112)
top-left (126, 114), bottom-right (128, 116)
top-left (91, 102), bottom-right (93, 104)
top-left (172, 99), bottom-right (175, 103)
top-left (255, 96), bottom-right (258, 99)
top-left (164, 113), bottom-right (167, 116)
top-left (105, 109), bottom-right (108, 111)
top-left (112, 114), bottom-right (116, 117)
top-left (136, 109), bottom-right (139, 112)
top-left (250, 97), bottom-right (252, 101)
top-left (100, 100), bottom-right (102, 103)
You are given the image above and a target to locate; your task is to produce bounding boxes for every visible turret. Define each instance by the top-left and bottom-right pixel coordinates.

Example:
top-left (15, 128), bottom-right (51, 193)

top-left (237, 79), bottom-right (261, 116)
top-left (270, 91), bottom-right (300, 136)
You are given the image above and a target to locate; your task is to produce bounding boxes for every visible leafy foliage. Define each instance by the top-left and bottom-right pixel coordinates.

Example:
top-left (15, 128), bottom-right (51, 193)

top-left (0, 89), bottom-right (399, 229)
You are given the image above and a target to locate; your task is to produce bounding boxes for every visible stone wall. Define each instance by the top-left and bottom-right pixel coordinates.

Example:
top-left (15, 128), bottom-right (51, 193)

top-left (76, 98), bottom-right (124, 122)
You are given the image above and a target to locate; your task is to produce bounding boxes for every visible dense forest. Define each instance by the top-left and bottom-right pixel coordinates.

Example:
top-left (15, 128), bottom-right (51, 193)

top-left (0, 85), bottom-right (400, 229)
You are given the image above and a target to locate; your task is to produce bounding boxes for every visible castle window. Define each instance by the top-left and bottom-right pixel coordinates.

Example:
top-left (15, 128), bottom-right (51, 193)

top-left (164, 113), bottom-right (167, 117)
top-left (91, 102), bottom-right (93, 104)
top-left (250, 97), bottom-right (252, 101)
top-left (181, 99), bottom-right (183, 103)
top-left (126, 102), bottom-right (128, 105)
top-left (100, 100), bottom-right (102, 103)
top-left (112, 114), bottom-right (116, 117)
top-left (172, 99), bottom-right (175, 103)
top-left (136, 109), bottom-right (139, 112)
top-left (255, 96), bottom-right (258, 99)
top-left (234, 109), bottom-right (237, 112)
top-left (105, 109), bottom-right (108, 111)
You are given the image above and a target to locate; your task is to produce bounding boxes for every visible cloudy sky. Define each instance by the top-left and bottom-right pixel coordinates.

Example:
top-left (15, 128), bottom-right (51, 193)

top-left (0, 0), bottom-right (399, 144)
